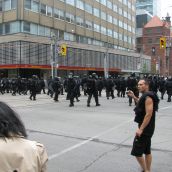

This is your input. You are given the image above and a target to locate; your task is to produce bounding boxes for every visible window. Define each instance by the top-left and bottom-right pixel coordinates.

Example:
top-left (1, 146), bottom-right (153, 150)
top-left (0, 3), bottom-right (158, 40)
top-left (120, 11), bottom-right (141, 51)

top-left (124, 35), bottom-right (127, 42)
top-left (107, 29), bottom-right (112, 37)
top-left (25, 0), bottom-right (31, 9)
top-left (113, 4), bottom-right (117, 12)
top-left (128, 1), bottom-right (131, 8)
top-left (101, 0), bottom-right (106, 6)
top-left (64, 32), bottom-right (74, 41)
top-left (119, 33), bottom-right (123, 41)
top-left (66, 0), bottom-right (75, 6)
top-left (123, 0), bottom-right (127, 5)
top-left (32, 1), bottom-right (39, 12)
top-left (128, 37), bottom-right (131, 43)
top-left (113, 18), bottom-right (118, 25)
top-left (119, 20), bottom-right (123, 28)
top-left (66, 13), bottom-right (75, 23)
top-left (59, 9), bottom-right (65, 20)
top-left (101, 11), bottom-right (106, 20)
top-left (39, 25), bottom-right (45, 36)
top-left (128, 13), bottom-right (131, 20)
top-left (119, 8), bottom-right (123, 15)
top-left (5, 23), bottom-right (10, 34)
top-left (54, 8), bottom-right (59, 18)
top-left (31, 23), bottom-right (38, 35)
top-left (85, 3), bottom-right (92, 14)
top-left (45, 27), bottom-right (50, 36)
top-left (85, 20), bottom-right (92, 29)
top-left (124, 23), bottom-right (127, 30)
top-left (23, 21), bottom-right (30, 32)
top-left (4, 0), bottom-right (11, 11)
top-left (76, 0), bottom-right (84, 10)
top-left (94, 23), bottom-right (100, 32)
top-left (101, 26), bottom-right (106, 35)
top-left (107, 1), bottom-right (112, 9)
top-left (132, 16), bottom-right (135, 22)
top-left (113, 31), bottom-right (118, 39)
top-left (107, 15), bottom-right (112, 23)
top-left (11, 0), bottom-right (17, 9)
top-left (76, 17), bottom-right (84, 27)
top-left (40, 4), bottom-right (46, 14)
top-left (94, 8), bottom-right (99, 17)
top-left (128, 25), bottom-right (131, 32)
top-left (47, 6), bottom-right (52, 17)
top-left (124, 11), bottom-right (127, 18)
top-left (11, 21), bottom-right (19, 33)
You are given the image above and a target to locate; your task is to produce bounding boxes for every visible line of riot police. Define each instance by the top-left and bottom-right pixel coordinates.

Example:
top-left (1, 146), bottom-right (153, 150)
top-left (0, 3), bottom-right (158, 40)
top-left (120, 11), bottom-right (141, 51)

top-left (1, 73), bottom-right (172, 104)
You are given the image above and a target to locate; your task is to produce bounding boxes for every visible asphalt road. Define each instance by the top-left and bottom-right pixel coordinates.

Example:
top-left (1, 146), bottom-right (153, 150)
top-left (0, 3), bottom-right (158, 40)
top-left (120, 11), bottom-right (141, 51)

top-left (0, 91), bottom-right (172, 172)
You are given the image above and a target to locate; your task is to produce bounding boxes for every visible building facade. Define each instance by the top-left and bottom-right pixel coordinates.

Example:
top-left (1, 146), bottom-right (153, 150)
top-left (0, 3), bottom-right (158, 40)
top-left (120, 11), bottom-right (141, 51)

top-left (0, 0), bottom-right (151, 78)
top-left (141, 16), bottom-right (172, 75)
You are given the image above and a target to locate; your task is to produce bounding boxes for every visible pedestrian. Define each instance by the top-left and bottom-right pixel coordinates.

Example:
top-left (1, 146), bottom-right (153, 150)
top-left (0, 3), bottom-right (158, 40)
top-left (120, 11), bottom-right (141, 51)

top-left (127, 79), bottom-right (159, 172)
top-left (0, 101), bottom-right (48, 172)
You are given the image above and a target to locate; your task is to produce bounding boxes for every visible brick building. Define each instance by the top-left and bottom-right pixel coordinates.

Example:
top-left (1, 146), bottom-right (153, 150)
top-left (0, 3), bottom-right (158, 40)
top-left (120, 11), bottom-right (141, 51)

top-left (139, 16), bottom-right (172, 75)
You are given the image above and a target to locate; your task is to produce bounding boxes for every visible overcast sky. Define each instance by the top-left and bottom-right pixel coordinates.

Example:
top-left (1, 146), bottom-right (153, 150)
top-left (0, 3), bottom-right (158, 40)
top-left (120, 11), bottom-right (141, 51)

top-left (161, 0), bottom-right (172, 18)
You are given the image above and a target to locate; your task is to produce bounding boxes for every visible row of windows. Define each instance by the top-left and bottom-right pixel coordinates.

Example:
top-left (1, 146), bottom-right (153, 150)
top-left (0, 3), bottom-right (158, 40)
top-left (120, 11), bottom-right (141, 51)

top-left (0, 41), bottom-right (142, 72)
top-left (0, 21), bottom-right (135, 49)
top-left (24, 6), bottom-right (135, 36)
top-left (64, 0), bottom-right (135, 12)
top-left (24, 0), bottom-right (135, 23)
top-left (0, 41), bottom-right (49, 65)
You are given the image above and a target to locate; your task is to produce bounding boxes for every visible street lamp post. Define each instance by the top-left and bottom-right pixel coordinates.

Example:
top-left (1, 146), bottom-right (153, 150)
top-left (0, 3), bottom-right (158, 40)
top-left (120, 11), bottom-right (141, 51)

top-left (50, 32), bottom-right (61, 78)
top-left (104, 43), bottom-right (109, 79)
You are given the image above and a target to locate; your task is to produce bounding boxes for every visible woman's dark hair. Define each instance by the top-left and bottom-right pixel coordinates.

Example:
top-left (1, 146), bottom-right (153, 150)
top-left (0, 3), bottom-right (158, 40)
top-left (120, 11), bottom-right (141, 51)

top-left (0, 102), bottom-right (27, 138)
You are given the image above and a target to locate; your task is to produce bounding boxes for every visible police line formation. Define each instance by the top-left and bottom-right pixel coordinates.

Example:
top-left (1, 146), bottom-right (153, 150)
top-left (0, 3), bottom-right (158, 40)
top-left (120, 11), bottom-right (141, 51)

top-left (0, 73), bottom-right (172, 106)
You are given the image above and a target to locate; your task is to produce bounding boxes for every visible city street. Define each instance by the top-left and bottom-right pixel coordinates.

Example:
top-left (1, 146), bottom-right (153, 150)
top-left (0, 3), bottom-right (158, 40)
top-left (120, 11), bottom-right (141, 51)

top-left (0, 91), bottom-right (172, 172)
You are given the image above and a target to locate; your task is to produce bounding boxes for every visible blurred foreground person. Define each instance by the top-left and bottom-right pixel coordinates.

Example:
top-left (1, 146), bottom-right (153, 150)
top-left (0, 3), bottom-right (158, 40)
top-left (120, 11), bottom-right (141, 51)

top-left (0, 101), bottom-right (48, 172)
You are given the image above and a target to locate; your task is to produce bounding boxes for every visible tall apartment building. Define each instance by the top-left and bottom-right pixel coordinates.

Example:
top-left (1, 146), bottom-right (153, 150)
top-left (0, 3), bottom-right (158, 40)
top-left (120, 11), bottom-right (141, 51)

top-left (0, 0), bottom-right (151, 78)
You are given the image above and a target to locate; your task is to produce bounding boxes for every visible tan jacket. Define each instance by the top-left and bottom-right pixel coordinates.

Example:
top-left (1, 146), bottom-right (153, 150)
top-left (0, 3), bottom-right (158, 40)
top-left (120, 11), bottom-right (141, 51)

top-left (0, 137), bottom-right (48, 172)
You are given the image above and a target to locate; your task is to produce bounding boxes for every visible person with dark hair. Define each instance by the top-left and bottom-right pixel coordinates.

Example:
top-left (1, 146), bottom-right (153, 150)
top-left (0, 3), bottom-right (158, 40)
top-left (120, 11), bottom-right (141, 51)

top-left (0, 101), bottom-right (48, 172)
top-left (127, 79), bottom-right (159, 172)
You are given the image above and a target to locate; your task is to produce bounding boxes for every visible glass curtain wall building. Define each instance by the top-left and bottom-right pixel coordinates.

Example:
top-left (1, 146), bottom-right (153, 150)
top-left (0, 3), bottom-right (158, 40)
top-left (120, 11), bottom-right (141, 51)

top-left (0, 0), bottom-right (151, 78)
top-left (136, 0), bottom-right (161, 17)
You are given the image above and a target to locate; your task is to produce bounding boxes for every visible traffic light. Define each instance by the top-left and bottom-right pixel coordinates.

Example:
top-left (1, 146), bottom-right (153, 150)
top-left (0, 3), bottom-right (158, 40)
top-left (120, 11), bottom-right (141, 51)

top-left (160, 37), bottom-right (166, 49)
top-left (60, 44), bottom-right (67, 56)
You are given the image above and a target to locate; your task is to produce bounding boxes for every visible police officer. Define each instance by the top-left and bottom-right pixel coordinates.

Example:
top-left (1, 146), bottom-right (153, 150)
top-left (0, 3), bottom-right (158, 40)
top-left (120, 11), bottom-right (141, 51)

top-left (52, 77), bottom-right (61, 102)
top-left (66, 73), bottom-right (77, 107)
top-left (165, 77), bottom-right (172, 102)
top-left (86, 73), bottom-right (100, 107)
top-left (29, 75), bottom-right (37, 101)
top-left (105, 75), bottom-right (115, 99)
top-left (127, 73), bottom-right (139, 106)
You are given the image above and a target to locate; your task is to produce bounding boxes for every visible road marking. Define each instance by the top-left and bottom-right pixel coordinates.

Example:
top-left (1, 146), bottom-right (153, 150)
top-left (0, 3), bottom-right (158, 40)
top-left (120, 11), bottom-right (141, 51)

top-left (49, 119), bottom-right (133, 160)
top-left (159, 106), bottom-right (172, 110)
top-left (49, 105), bottom-right (172, 160)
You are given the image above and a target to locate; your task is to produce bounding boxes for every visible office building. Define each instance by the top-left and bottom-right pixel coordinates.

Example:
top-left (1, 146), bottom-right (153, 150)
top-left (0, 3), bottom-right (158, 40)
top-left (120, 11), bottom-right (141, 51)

top-left (0, 0), bottom-right (151, 78)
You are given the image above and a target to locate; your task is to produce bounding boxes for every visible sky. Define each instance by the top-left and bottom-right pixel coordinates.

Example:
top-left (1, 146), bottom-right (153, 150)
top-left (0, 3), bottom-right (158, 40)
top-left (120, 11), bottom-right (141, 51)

top-left (161, 0), bottom-right (172, 18)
